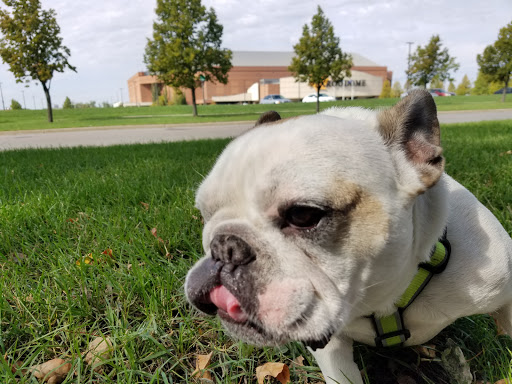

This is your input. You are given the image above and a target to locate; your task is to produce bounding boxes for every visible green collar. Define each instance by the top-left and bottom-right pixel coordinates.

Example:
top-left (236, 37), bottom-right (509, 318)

top-left (371, 230), bottom-right (451, 347)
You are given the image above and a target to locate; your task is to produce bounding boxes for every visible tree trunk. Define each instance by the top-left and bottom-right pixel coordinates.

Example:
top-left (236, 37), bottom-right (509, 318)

top-left (502, 75), bottom-right (509, 102)
top-left (191, 87), bottom-right (198, 117)
top-left (316, 86), bottom-right (321, 113)
top-left (41, 81), bottom-right (53, 123)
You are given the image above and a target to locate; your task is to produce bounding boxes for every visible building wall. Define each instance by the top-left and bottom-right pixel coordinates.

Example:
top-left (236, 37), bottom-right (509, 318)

top-left (127, 63), bottom-right (392, 105)
top-left (280, 70), bottom-right (384, 100)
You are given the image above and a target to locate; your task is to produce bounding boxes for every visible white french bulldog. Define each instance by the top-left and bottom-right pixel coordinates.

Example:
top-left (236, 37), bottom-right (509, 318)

top-left (185, 90), bottom-right (512, 384)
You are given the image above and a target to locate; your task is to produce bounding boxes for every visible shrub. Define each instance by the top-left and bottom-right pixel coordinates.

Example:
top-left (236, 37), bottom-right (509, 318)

top-left (10, 99), bottom-right (22, 110)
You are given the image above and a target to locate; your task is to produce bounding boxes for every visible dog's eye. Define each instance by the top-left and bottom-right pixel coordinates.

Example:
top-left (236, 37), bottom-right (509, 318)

top-left (284, 206), bottom-right (326, 229)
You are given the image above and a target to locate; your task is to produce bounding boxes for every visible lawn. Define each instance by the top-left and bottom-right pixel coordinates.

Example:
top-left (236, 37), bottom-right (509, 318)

top-left (0, 120), bottom-right (511, 383)
top-left (1, 94), bottom-right (512, 132)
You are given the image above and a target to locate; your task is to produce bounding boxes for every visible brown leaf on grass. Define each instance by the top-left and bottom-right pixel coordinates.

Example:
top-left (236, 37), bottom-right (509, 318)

top-left (495, 380), bottom-right (511, 384)
top-left (151, 227), bottom-right (158, 238)
top-left (101, 248), bottom-right (113, 257)
top-left (140, 201), bottom-right (150, 210)
top-left (415, 344), bottom-right (437, 358)
top-left (499, 150), bottom-right (512, 156)
top-left (84, 336), bottom-right (113, 371)
top-left (256, 362), bottom-right (291, 384)
top-left (28, 358), bottom-right (71, 383)
top-left (192, 352), bottom-right (213, 380)
top-left (10, 360), bottom-right (23, 374)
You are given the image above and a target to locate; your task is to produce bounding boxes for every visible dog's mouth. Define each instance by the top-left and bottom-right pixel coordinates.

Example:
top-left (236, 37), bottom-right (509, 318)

top-left (197, 283), bottom-right (333, 348)
top-left (186, 257), bottom-right (335, 348)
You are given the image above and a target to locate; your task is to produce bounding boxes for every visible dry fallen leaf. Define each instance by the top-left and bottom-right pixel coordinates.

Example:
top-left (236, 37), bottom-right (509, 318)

top-left (151, 228), bottom-right (158, 238)
top-left (84, 336), bottom-right (113, 370)
top-left (415, 344), bottom-right (437, 358)
top-left (101, 248), bottom-right (113, 257)
top-left (495, 380), bottom-right (511, 384)
top-left (28, 358), bottom-right (71, 383)
top-left (256, 362), bottom-right (291, 384)
top-left (192, 352), bottom-right (213, 380)
top-left (499, 150), bottom-right (512, 156)
top-left (140, 201), bottom-right (150, 210)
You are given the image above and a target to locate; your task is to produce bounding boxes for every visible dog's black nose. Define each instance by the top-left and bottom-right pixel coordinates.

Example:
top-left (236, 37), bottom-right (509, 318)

top-left (210, 234), bottom-right (256, 266)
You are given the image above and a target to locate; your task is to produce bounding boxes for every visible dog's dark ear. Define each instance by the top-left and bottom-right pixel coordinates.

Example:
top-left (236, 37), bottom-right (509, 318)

top-left (377, 90), bottom-right (444, 191)
top-left (255, 111), bottom-right (281, 127)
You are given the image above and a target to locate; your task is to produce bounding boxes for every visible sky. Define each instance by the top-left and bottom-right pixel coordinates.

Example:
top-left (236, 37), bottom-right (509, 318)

top-left (0, 0), bottom-right (510, 109)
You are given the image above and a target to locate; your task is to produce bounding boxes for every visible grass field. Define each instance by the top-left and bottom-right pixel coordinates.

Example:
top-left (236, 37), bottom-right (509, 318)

top-left (2, 94), bottom-right (512, 132)
top-left (0, 120), bottom-right (511, 383)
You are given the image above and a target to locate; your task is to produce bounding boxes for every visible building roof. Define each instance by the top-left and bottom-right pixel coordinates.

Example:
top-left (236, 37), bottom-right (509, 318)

top-left (232, 51), bottom-right (380, 67)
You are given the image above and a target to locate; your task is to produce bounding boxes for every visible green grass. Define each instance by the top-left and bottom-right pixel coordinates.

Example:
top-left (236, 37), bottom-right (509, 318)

top-left (0, 120), bottom-right (511, 383)
top-left (2, 94), bottom-right (512, 131)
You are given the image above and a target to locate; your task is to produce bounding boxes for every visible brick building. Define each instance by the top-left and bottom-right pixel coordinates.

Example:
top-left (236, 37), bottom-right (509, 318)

top-left (127, 51), bottom-right (392, 105)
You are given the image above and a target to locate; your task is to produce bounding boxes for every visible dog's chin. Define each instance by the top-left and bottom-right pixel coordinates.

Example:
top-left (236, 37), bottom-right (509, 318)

top-left (218, 307), bottom-right (338, 349)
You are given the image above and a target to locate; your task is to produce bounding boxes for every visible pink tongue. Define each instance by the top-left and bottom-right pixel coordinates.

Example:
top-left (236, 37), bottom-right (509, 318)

top-left (209, 285), bottom-right (248, 323)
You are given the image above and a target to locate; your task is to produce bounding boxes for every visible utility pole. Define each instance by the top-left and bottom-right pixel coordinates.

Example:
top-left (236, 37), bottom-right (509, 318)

top-left (406, 42), bottom-right (414, 90)
top-left (0, 82), bottom-right (5, 110)
top-left (119, 88), bottom-right (123, 104)
top-left (21, 90), bottom-right (26, 109)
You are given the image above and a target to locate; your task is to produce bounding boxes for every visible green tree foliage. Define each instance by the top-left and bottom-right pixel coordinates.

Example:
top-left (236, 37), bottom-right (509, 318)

top-left (456, 75), bottom-right (472, 96)
top-left (289, 6), bottom-right (352, 112)
top-left (448, 81), bottom-right (456, 93)
top-left (471, 71), bottom-right (491, 95)
top-left (144, 0), bottom-right (232, 117)
top-left (10, 98), bottom-right (21, 110)
top-left (407, 35), bottom-right (459, 88)
top-left (489, 81), bottom-right (504, 94)
top-left (63, 96), bottom-right (73, 109)
top-left (0, 0), bottom-right (75, 122)
top-left (379, 79), bottom-right (391, 98)
top-left (430, 77), bottom-right (445, 89)
top-left (477, 21), bottom-right (512, 102)
top-left (391, 81), bottom-right (403, 98)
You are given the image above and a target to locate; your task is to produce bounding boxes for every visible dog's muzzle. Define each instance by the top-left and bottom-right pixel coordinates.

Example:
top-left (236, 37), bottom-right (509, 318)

top-left (186, 234), bottom-right (258, 322)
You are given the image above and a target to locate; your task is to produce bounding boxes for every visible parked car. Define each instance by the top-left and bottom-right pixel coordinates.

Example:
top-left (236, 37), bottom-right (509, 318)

top-left (259, 94), bottom-right (292, 104)
top-left (302, 93), bottom-right (336, 103)
top-left (494, 87), bottom-right (512, 94)
top-left (428, 88), bottom-right (453, 97)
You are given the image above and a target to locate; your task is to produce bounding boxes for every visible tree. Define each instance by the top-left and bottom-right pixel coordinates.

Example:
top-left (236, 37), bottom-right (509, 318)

top-left (63, 96), bottom-right (73, 109)
top-left (471, 71), bottom-right (491, 95)
top-left (407, 35), bottom-right (459, 88)
top-left (430, 77), bottom-right (444, 89)
top-left (379, 80), bottom-right (391, 98)
top-left (477, 21), bottom-right (512, 102)
top-left (289, 6), bottom-right (352, 112)
top-left (144, 0), bottom-right (232, 117)
top-left (10, 98), bottom-right (21, 110)
top-left (391, 81), bottom-right (403, 98)
top-left (0, 0), bottom-right (75, 122)
top-left (455, 75), bottom-right (471, 96)
top-left (448, 81), bottom-right (456, 93)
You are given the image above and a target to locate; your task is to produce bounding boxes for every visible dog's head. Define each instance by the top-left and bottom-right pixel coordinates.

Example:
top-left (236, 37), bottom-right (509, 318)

top-left (185, 90), bottom-right (445, 347)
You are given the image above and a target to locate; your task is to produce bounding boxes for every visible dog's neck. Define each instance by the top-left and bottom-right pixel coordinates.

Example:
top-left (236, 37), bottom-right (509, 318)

top-left (356, 174), bottom-right (450, 317)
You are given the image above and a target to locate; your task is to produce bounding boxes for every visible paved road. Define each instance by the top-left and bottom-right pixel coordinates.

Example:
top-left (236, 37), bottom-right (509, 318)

top-left (1, 109), bottom-right (512, 151)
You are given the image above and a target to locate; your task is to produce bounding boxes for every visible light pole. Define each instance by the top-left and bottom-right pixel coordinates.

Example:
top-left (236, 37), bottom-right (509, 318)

top-left (0, 82), bottom-right (5, 110)
top-left (119, 88), bottom-right (123, 104)
top-left (406, 42), bottom-right (414, 90)
top-left (21, 90), bottom-right (26, 109)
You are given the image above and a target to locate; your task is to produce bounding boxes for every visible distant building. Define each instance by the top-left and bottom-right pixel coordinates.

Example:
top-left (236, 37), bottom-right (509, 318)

top-left (127, 51), bottom-right (392, 105)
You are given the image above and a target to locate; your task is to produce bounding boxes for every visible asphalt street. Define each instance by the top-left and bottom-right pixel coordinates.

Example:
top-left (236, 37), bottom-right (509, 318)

top-left (1, 109), bottom-right (512, 151)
